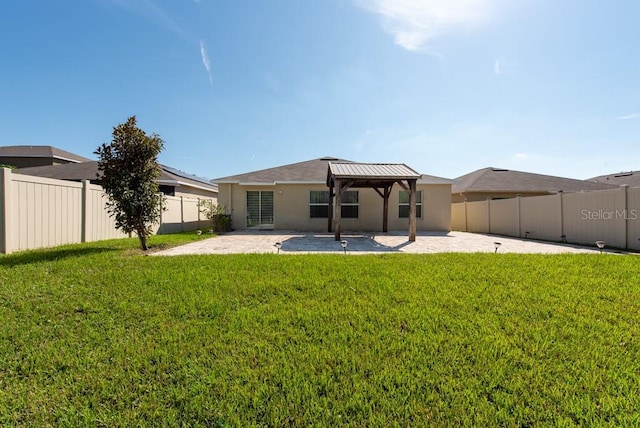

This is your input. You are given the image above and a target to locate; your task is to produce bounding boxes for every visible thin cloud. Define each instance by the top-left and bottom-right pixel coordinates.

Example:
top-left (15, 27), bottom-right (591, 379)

top-left (494, 60), bottom-right (503, 75)
top-left (354, 0), bottom-right (496, 51)
top-left (617, 113), bottom-right (640, 120)
top-left (200, 40), bottom-right (213, 85)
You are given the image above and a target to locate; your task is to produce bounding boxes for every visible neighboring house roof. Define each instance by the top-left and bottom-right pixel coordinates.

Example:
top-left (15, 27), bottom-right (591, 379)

top-left (212, 157), bottom-right (453, 185)
top-left (589, 171), bottom-right (640, 188)
top-left (0, 145), bottom-right (92, 163)
top-left (17, 161), bottom-right (218, 193)
top-left (453, 167), bottom-right (618, 194)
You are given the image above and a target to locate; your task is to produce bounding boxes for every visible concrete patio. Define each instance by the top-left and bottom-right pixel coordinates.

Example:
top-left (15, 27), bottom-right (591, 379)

top-left (153, 231), bottom-right (608, 256)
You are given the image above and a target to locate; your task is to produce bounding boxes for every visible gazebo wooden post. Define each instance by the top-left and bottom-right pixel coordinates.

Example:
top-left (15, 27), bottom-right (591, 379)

top-left (328, 182), bottom-right (334, 233)
top-left (408, 179), bottom-right (417, 241)
top-left (334, 179), bottom-right (342, 241)
top-left (382, 184), bottom-right (391, 233)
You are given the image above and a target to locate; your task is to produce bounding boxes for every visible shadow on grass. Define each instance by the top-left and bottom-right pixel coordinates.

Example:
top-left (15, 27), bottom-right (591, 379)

top-left (0, 247), bottom-right (115, 267)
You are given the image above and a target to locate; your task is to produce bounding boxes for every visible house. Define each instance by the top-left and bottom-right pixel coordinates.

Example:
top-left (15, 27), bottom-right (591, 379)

top-left (212, 157), bottom-right (452, 233)
top-left (452, 167), bottom-right (618, 203)
top-left (0, 145), bottom-right (92, 168)
top-left (590, 171), bottom-right (640, 188)
top-left (17, 161), bottom-right (218, 200)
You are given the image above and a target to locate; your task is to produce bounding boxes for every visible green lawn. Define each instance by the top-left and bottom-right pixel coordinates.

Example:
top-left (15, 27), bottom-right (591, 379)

top-left (1, 235), bottom-right (639, 426)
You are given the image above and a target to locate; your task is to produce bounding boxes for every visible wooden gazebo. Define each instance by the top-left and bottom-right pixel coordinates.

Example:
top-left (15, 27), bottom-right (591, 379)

top-left (327, 162), bottom-right (421, 241)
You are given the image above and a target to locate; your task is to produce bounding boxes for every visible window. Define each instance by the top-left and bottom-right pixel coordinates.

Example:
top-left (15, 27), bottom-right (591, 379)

top-left (341, 191), bottom-right (359, 218)
top-left (309, 191), bottom-right (329, 218)
top-left (399, 190), bottom-right (422, 218)
top-left (309, 190), bottom-right (359, 219)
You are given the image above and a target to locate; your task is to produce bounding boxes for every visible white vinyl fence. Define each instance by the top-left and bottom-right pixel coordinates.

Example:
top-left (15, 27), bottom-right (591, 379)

top-left (452, 185), bottom-right (640, 251)
top-left (0, 168), bottom-right (214, 254)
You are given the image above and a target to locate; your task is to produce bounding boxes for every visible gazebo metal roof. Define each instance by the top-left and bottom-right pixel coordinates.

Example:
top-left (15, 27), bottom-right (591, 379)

top-left (327, 162), bottom-right (421, 184)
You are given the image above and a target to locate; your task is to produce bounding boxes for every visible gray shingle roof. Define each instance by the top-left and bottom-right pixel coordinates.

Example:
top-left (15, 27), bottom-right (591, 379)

top-left (0, 145), bottom-right (92, 163)
top-left (212, 157), bottom-right (351, 184)
top-left (590, 171), bottom-right (640, 188)
top-left (212, 157), bottom-right (453, 185)
top-left (453, 167), bottom-right (618, 194)
top-left (17, 161), bottom-right (218, 192)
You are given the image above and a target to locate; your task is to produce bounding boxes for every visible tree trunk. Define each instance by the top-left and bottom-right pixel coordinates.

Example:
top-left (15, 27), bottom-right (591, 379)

top-left (139, 234), bottom-right (148, 251)
top-left (137, 225), bottom-right (148, 251)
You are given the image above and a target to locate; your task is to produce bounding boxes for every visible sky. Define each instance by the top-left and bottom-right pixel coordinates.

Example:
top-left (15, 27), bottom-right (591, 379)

top-left (2, 0), bottom-right (640, 181)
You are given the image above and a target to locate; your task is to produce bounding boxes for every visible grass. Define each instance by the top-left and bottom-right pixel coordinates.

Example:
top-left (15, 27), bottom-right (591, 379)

top-left (1, 234), bottom-right (639, 426)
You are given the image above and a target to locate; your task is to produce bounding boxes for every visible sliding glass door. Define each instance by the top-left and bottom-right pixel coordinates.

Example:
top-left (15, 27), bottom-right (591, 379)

top-left (246, 191), bottom-right (274, 229)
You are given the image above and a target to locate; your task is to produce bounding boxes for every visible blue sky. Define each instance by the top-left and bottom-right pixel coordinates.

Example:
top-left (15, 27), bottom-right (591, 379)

top-left (2, 0), bottom-right (639, 180)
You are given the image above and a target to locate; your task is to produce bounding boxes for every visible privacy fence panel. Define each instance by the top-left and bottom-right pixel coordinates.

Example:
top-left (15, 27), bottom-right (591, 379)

top-left (562, 189), bottom-right (625, 248)
top-left (627, 187), bottom-right (640, 251)
top-left (157, 196), bottom-right (184, 234)
top-left (450, 202), bottom-right (467, 231)
top-left (452, 185), bottom-right (639, 250)
top-left (466, 201), bottom-right (489, 233)
top-left (182, 197), bottom-right (204, 231)
top-left (520, 194), bottom-right (562, 242)
top-left (0, 168), bottom-right (216, 254)
top-left (85, 184), bottom-right (128, 242)
top-left (11, 173), bottom-right (83, 252)
top-left (489, 198), bottom-right (519, 237)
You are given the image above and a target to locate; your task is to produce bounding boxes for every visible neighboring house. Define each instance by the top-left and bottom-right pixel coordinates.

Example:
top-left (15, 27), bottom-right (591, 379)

top-left (17, 161), bottom-right (218, 200)
top-left (211, 157), bottom-right (452, 233)
top-left (0, 145), bottom-right (92, 168)
top-left (452, 167), bottom-right (618, 203)
top-left (590, 171), bottom-right (640, 188)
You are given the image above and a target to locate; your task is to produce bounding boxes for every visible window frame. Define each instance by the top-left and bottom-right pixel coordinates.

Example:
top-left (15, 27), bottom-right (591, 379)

top-left (309, 190), bottom-right (329, 219)
top-left (398, 190), bottom-right (423, 219)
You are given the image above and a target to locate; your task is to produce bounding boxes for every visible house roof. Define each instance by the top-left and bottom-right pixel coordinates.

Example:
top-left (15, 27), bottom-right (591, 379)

top-left (0, 145), bottom-right (92, 163)
top-left (17, 161), bottom-right (218, 193)
top-left (212, 157), bottom-right (453, 185)
top-left (453, 167), bottom-right (618, 194)
top-left (589, 171), bottom-right (640, 188)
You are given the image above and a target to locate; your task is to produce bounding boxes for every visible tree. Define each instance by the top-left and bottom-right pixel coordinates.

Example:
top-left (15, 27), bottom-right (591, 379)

top-left (95, 116), bottom-right (164, 251)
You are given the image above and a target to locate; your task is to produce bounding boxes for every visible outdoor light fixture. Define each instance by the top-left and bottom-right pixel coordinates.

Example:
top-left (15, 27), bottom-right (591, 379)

top-left (494, 242), bottom-right (502, 253)
top-left (274, 242), bottom-right (282, 254)
top-left (340, 240), bottom-right (348, 254)
top-left (196, 230), bottom-right (202, 236)
top-left (595, 241), bottom-right (605, 253)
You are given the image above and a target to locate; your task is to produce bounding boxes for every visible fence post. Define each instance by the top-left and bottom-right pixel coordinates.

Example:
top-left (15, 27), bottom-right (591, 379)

top-left (197, 198), bottom-right (201, 229)
top-left (464, 200), bottom-right (468, 232)
top-left (81, 180), bottom-right (90, 243)
top-left (158, 193), bottom-right (164, 235)
top-left (180, 196), bottom-right (185, 232)
top-left (487, 198), bottom-right (491, 234)
top-left (516, 195), bottom-right (522, 238)
top-left (558, 191), bottom-right (564, 241)
top-left (0, 168), bottom-right (12, 254)
top-left (622, 185), bottom-right (629, 250)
